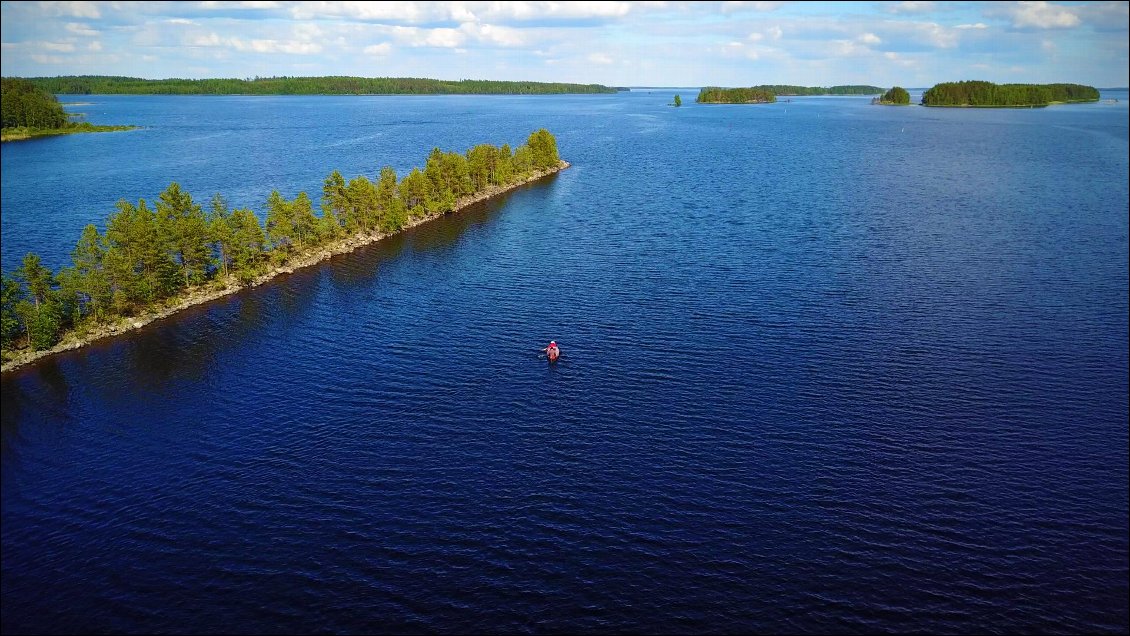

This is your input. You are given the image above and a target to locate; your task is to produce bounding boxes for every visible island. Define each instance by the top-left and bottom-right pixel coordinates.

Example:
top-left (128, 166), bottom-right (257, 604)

top-left (874, 86), bottom-right (911, 105)
top-left (742, 85), bottom-right (884, 96)
top-left (1, 129), bottom-right (568, 372)
top-left (20, 75), bottom-right (618, 95)
top-left (697, 87), bottom-right (776, 104)
top-left (696, 84), bottom-right (887, 104)
top-left (921, 81), bottom-right (1099, 107)
top-left (1, 78), bottom-right (136, 142)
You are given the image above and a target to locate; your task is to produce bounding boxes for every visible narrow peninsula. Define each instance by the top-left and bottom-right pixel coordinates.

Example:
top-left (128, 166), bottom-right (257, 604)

top-left (1, 77), bottom-right (136, 142)
top-left (921, 81), bottom-right (1099, 107)
top-left (1, 130), bottom-right (568, 373)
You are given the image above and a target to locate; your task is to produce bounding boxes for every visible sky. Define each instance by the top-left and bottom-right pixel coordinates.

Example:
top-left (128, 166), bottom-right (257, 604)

top-left (1, 1), bottom-right (1127, 88)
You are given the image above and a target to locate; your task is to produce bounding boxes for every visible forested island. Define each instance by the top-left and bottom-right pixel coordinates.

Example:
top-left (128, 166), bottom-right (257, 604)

top-left (697, 87), bottom-right (776, 104)
top-left (921, 81), bottom-right (1099, 107)
top-left (0, 129), bottom-right (566, 372)
top-left (21, 75), bottom-right (617, 95)
top-left (696, 84), bottom-right (885, 104)
top-left (875, 86), bottom-right (911, 105)
top-left (746, 85), bottom-right (883, 96)
top-left (1, 77), bottom-right (135, 141)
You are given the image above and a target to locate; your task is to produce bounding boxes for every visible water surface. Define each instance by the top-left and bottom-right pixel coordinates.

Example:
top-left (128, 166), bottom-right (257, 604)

top-left (2, 91), bottom-right (1128, 633)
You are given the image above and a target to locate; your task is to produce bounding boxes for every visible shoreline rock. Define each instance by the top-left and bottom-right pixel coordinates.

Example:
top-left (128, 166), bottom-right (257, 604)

top-left (1, 160), bottom-right (570, 375)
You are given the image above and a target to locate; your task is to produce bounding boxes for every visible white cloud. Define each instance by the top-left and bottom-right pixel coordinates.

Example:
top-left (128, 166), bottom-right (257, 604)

top-left (418, 27), bottom-right (463, 47)
top-left (38, 40), bottom-right (77, 52)
top-left (386, 22), bottom-right (527, 49)
top-left (165, 18), bottom-right (197, 25)
top-left (954, 23), bottom-right (988, 30)
top-left (886, 1), bottom-right (936, 14)
top-left (30, 54), bottom-right (66, 64)
top-left (858, 32), bottom-right (881, 45)
top-left (88, 40), bottom-right (102, 51)
top-left (1004, 1), bottom-right (1081, 29)
top-left (587, 52), bottom-right (614, 65)
top-left (747, 32), bottom-right (763, 42)
top-left (190, 32), bottom-right (322, 54)
top-left (721, 1), bottom-right (787, 13)
top-left (235, 38), bottom-right (323, 54)
top-left (363, 42), bottom-right (392, 56)
top-left (883, 51), bottom-right (917, 67)
top-left (461, 23), bottom-right (527, 47)
top-left (38, 1), bottom-right (100, 19)
top-left (64, 22), bottom-right (99, 36)
top-left (290, 1), bottom-right (633, 23)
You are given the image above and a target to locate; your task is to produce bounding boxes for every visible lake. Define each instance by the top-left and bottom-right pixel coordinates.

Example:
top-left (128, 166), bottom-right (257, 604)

top-left (2, 91), bottom-right (1128, 633)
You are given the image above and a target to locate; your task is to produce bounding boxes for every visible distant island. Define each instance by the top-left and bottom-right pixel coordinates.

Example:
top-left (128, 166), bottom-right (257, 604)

top-left (874, 86), bottom-right (911, 105)
top-left (697, 87), bottom-right (776, 104)
top-left (19, 75), bottom-right (619, 96)
top-left (1, 129), bottom-right (568, 372)
top-left (921, 81), bottom-right (1099, 107)
top-left (745, 85), bottom-right (884, 96)
top-left (697, 84), bottom-right (885, 104)
top-left (1, 78), bottom-right (136, 141)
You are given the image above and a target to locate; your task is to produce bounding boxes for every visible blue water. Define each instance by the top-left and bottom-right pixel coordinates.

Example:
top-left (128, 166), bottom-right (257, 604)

top-left (2, 91), bottom-right (1128, 634)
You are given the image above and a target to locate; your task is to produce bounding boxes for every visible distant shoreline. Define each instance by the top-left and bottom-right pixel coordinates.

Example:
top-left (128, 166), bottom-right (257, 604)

top-left (0, 160), bottom-right (569, 375)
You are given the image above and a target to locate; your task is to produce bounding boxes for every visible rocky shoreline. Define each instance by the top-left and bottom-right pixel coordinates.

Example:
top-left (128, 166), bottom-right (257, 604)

top-left (1, 160), bottom-right (569, 375)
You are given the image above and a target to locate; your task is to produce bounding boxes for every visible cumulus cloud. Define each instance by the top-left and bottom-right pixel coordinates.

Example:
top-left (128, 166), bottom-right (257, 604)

top-left (858, 32), bottom-right (881, 45)
top-left (1001, 1), bottom-right (1081, 29)
top-left (64, 22), bottom-right (99, 36)
top-left (587, 52), bottom-right (614, 65)
top-left (387, 22), bottom-right (527, 48)
top-left (720, 1), bottom-right (787, 13)
top-left (190, 32), bottom-right (322, 54)
top-left (38, 1), bottom-right (100, 19)
top-left (363, 42), bottom-right (392, 56)
top-left (886, 1), bottom-right (936, 14)
top-left (290, 1), bottom-right (633, 24)
top-left (38, 40), bottom-right (77, 52)
top-left (954, 23), bottom-right (988, 30)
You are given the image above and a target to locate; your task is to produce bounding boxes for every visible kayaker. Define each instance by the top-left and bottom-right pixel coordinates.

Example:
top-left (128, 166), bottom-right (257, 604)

top-left (542, 341), bottom-right (560, 361)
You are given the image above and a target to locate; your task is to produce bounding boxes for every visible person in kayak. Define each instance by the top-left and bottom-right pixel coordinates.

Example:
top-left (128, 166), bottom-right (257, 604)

top-left (542, 341), bottom-right (560, 361)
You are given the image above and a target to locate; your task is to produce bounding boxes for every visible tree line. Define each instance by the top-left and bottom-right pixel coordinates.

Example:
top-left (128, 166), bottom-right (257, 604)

top-left (1, 129), bottom-right (561, 356)
top-left (746, 85), bottom-right (884, 96)
top-left (1, 77), bottom-right (69, 129)
top-left (696, 87), bottom-right (777, 104)
top-left (921, 81), bottom-right (1099, 107)
top-left (19, 76), bottom-right (617, 96)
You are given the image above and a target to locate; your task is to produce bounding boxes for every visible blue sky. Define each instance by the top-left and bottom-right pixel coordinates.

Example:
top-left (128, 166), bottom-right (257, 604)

top-left (2, 1), bottom-right (1127, 87)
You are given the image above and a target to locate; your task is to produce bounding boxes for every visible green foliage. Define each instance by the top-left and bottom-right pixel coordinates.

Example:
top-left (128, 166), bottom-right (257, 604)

top-left (1, 78), bottom-right (68, 129)
top-left (1, 273), bottom-right (24, 350)
top-left (673, 94), bottom-right (682, 107)
top-left (921, 81), bottom-right (1099, 107)
top-left (2, 129), bottom-right (565, 360)
top-left (19, 76), bottom-right (618, 96)
top-left (880, 86), bottom-right (911, 105)
top-left (527, 129), bottom-right (560, 170)
top-left (696, 87), bottom-right (776, 104)
top-left (698, 85), bottom-right (882, 103)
